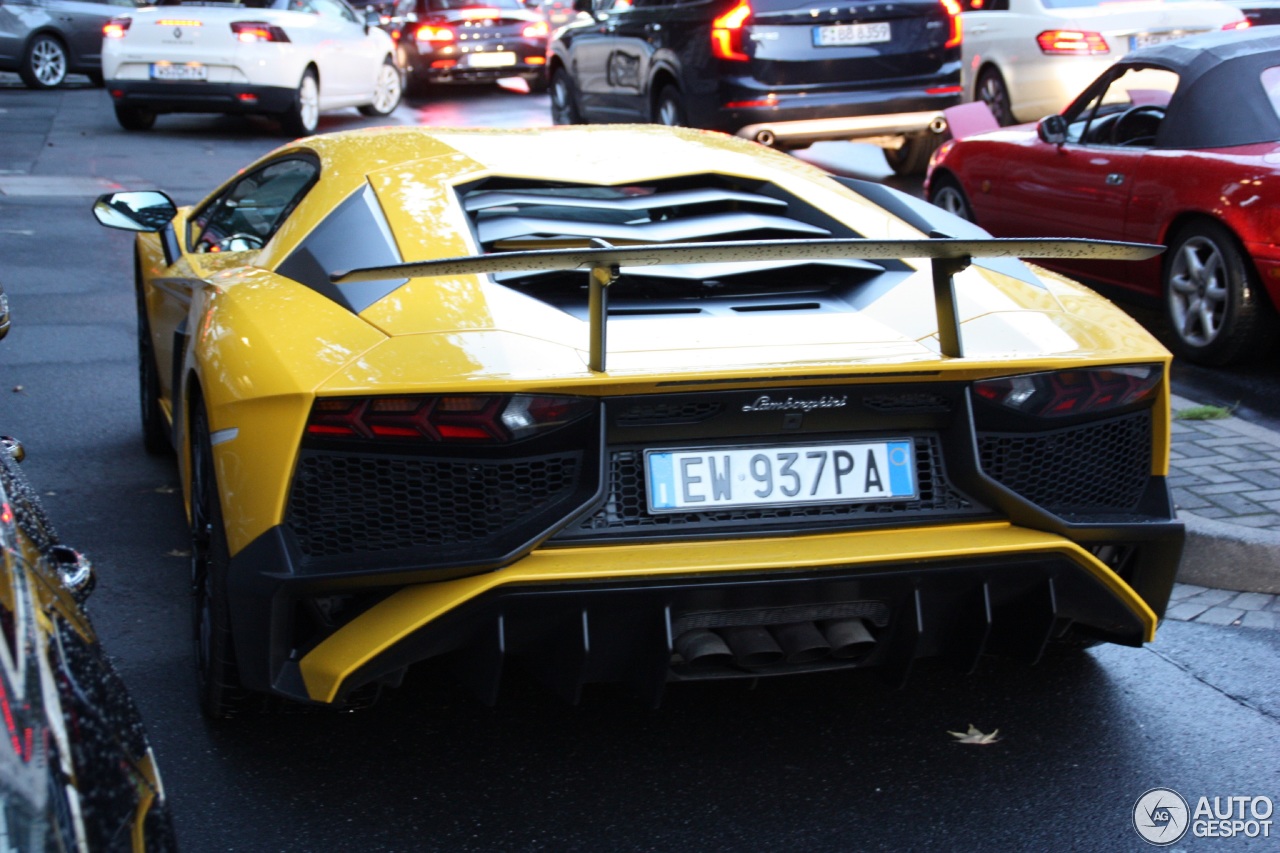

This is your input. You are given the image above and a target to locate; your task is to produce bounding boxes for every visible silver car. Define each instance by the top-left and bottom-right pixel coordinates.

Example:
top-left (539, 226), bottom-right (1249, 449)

top-left (0, 0), bottom-right (147, 88)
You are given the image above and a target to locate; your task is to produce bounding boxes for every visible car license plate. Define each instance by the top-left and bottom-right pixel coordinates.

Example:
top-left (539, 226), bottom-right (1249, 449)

top-left (1130, 30), bottom-right (1196, 50)
top-left (813, 22), bottom-right (890, 47)
top-left (646, 439), bottom-right (916, 513)
top-left (150, 63), bottom-right (207, 81)
top-left (467, 51), bottom-right (517, 67)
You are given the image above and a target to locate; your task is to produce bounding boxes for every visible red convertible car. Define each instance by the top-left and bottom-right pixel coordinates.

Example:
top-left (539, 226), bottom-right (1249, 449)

top-left (926, 29), bottom-right (1280, 366)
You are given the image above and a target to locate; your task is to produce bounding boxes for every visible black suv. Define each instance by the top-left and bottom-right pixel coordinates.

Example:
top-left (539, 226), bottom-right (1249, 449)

top-left (398, 0), bottom-right (550, 93)
top-left (547, 0), bottom-right (963, 174)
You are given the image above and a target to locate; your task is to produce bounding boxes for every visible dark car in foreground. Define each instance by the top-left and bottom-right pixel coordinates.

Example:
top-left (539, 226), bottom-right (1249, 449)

top-left (548, 0), bottom-right (964, 174)
top-left (0, 287), bottom-right (176, 850)
top-left (399, 0), bottom-right (549, 93)
top-left (0, 0), bottom-right (146, 88)
top-left (927, 28), bottom-right (1280, 366)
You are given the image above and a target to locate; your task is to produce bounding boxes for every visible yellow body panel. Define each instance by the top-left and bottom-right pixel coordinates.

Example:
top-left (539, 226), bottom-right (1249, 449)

top-left (298, 521), bottom-right (1158, 703)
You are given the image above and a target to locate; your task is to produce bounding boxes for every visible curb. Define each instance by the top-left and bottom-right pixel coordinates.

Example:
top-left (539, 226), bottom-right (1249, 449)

top-left (1178, 511), bottom-right (1280, 595)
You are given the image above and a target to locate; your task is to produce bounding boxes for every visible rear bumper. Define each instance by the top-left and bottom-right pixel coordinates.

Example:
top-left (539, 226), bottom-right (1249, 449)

top-left (711, 73), bottom-right (962, 147)
top-left (227, 516), bottom-right (1182, 706)
top-left (107, 80), bottom-right (296, 114)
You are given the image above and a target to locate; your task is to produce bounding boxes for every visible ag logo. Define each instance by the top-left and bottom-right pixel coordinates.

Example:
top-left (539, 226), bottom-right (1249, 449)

top-left (1134, 787), bottom-right (1190, 845)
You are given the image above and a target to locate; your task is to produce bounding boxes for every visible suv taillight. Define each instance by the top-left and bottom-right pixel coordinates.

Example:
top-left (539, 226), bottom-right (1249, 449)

top-left (103, 16), bottom-right (132, 38)
top-left (306, 394), bottom-right (594, 443)
top-left (230, 21), bottom-right (291, 42)
top-left (973, 365), bottom-right (1161, 418)
top-left (1036, 30), bottom-right (1108, 55)
top-left (941, 0), bottom-right (962, 48)
top-left (711, 0), bottom-right (751, 62)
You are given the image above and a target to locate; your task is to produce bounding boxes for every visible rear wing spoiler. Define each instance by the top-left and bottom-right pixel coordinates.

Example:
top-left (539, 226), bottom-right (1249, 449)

top-left (331, 237), bottom-right (1162, 372)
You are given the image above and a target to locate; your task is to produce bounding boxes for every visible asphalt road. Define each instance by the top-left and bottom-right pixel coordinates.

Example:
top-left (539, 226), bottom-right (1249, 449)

top-left (1, 79), bottom-right (1278, 852)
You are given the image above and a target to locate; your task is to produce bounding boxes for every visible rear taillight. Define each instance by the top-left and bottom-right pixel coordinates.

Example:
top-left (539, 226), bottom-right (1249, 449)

top-left (523, 20), bottom-right (549, 38)
top-left (305, 394), bottom-right (594, 443)
top-left (941, 0), bottom-right (962, 49)
top-left (1036, 30), bottom-right (1108, 55)
top-left (416, 24), bottom-right (456, 42)
top-left (711, 0), bottom-right (751, 62)
top-left (103, 16), bottom-right (131, 38)
top-left (1224, 18), bottom-right (1251, 30)
top-left (973, 365), bottom-right (1161, 419)
top-left (230, 21), bottom-right (291, 42)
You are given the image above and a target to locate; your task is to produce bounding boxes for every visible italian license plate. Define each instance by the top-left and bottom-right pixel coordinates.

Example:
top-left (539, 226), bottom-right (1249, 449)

top-left (814, 21), bottom-right (890, 47)
top-left (150, 63), bottom-right (206, 81)
top-left (1131, 30), bottom-right (1195, 50)
top-left (467, 51), bottom-right (517, 67)
top-left (646, 439), bottom-right (916, 513)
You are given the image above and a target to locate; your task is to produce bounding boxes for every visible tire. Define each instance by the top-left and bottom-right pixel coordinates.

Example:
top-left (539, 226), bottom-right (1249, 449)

top-left (654, 84), bottom-right (685, 127)
top-left (1163, 220), bottom-right (1272, 366)
top-left (927, 173), bottom-right (975, 222)
top-left (189, 399), bottom-right (253, 719)
top-left (975, 66), bottom-right (1014, 127)
top-left (282, 69), bottom-right (320, 137)
top-left (135, 268), bottom-right (170, 455)
top-left (883, 133), bottom-right (942, 177)
top-left (19, 33), bottom-right (68, 89)
top-left (358, 57), bottom-right (402, 117)
top-left (114, 104), bottom-right (156, 131)
top-left (550, 68), bottom-right (582, 125)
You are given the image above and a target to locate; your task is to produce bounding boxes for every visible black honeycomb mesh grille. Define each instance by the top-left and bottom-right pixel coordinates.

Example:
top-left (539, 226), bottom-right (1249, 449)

top-left (554, 434), bottom-right (985, 541)
top-left (286, 450), bottom-right (581, 559)
top-left (977, 411), bottom-right (1151, 514)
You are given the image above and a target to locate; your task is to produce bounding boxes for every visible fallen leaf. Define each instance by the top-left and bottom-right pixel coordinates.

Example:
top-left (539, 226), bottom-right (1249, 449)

top-left (12, 385), bottom-right (23, 393)
top-left (948, 724), bottom-right (1000, 745)
top-left (165, 549), bottom-right (191, 558)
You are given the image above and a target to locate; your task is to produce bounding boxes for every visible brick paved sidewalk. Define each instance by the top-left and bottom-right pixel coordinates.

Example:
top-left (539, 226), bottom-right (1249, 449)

top-left (1162, 395), bottom-right (1280, 628)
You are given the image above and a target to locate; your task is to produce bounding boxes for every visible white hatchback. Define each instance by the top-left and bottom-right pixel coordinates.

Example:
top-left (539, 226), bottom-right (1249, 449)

top-left (960, 0), bottom-right (1248, 125)
top-left (103, 0), bottom-right (402, 134)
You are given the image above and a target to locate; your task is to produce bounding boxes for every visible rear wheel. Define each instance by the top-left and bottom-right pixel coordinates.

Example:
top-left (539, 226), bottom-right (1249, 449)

top-left (883, 133), bottom-right (942, 177)
top-left (1163, 220), bottom-right (1271, 366)
top-left (654, 84), bottom-right (685, 126)
top-left (358, 57), bottom-right (402, 116)
top-left (189, 400), bottom-right (252, 719)
top-left (114, 104), bottom-right (156, 131)
top-left (975, 66), bottom-right (1014, 126)
top-left (927, 174), bottom-right (975, 222)
top-left (19, 34), bottom-right (67, 89)
top-left (550, 68), bottom-right (582, 125)
top-left (282, 69), bottom-right (320, 136)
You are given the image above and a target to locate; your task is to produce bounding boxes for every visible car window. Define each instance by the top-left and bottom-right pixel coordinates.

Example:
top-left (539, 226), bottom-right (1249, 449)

top-left (189, 157), bottom-right (320, 254)
top-left (1262, 66), bottom-right (1280, 122)
top-left (1065, 67), bottom-right (1178, 146)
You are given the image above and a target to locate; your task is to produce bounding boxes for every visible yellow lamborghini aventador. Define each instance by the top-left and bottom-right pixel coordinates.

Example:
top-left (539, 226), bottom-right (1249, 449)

top-left (93, 125), bottom-right (1184, 718)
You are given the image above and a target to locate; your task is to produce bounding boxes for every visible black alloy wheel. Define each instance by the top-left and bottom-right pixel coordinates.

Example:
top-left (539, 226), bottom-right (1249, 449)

top-left (550, 68), bottom-right (582, 125)
top-left (883, 133), bottom-right (941, 177)
top-left (189, 399), bottom-right (252, 718)
top-left (654, 84), bottom-right (685, 126)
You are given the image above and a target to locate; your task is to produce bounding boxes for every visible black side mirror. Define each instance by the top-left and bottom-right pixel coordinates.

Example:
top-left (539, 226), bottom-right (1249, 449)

top-left (92, 191), bottom-right (177, 232)
top-left (1037, 114), bottom-right (1067, 146)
